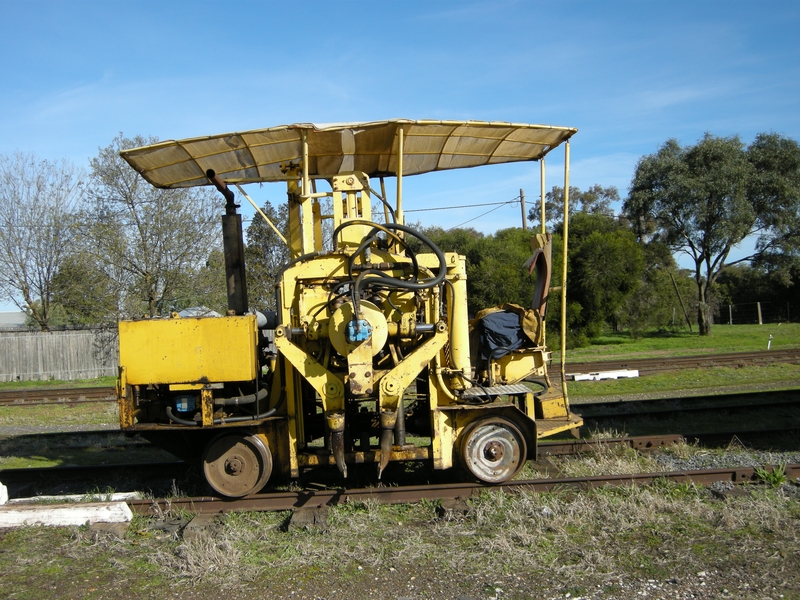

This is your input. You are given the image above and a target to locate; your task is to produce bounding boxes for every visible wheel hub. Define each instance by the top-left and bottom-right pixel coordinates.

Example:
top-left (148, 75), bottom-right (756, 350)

top-left (225, 455), bottom-right (245, 475)
top-left (483, 441), bottom-right (505, 462)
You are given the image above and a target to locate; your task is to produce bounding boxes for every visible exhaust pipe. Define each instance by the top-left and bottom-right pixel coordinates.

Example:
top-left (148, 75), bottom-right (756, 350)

top-left (206, 169), bottom-right (248, 316)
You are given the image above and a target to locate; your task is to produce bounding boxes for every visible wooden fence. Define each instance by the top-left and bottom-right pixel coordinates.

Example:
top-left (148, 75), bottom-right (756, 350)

top-left (0, 328), bottom-right (118, 382)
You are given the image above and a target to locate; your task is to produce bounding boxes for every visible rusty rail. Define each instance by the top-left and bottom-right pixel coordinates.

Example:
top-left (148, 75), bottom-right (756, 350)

top-left (0, 435), bottom-right (680, 488)
top-left (128, 463), bottom-right (800, 514)
top-left (3, 430), bottom-right (796, 512)
top-left (0, 387), bottom-right (115, 406)
top-left (2, 349), bottom-right (799, 406)
top-left (565, 348), bottom-right (800, 378)
top-left (577, 389), bottom-right (800, 419)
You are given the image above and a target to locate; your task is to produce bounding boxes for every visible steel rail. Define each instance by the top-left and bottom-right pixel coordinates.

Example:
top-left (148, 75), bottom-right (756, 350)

top-left (2, 348), bottom-right (799, 406)
top-left (565, 348), bottom-right (800, 378)
top-left (537, 434), bottom-right (682, 455)
top-left (0, 435), bottom-right (680, 486)
top-left (577, 390), bottom-right (800, 419)
top-left (3, 431), bottom-right (796, 511)
top-left (128, 463), bottom-right (800, 515)
top-left (0, 387), bottom-right (115, 406)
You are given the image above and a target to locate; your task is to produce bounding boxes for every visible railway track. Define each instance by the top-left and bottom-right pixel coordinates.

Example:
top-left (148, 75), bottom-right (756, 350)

top-left (0, 386), bottom-right (115, 406)
top-left (0, 435), bottom-right (681, 488)
top-left (2, 349), bottom-right (799, 407)
top-left (565, 348), bottom-right (800, 378)
top-left (128, 462), bottom-right (800, 515)
top-left (4, 432), bottom-right (798, 515)
top-left (577, 388), bottom-right (800, 419)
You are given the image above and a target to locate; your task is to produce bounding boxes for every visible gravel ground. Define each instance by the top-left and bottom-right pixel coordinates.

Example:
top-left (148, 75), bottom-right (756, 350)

top-left (653, 449), bottom-right (800, 471)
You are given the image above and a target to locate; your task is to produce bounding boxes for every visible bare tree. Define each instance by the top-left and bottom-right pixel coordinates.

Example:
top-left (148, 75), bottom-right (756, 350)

top-left (0, 153), bottom-right (84, 330)
top-left (83, 134), bottom-right (223, 317)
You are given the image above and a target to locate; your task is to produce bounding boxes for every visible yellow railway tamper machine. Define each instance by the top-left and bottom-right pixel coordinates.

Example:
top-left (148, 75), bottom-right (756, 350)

top-left (116, 120), bottom-right (582, 498)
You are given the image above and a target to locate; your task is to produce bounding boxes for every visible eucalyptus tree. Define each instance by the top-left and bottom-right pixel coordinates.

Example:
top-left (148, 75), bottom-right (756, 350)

top-left (528, 184), bottom-right (618, 227)
top-left (0, 153), bottom-right (84, 330)
top-left (624, 133), bottom-right (800, 335)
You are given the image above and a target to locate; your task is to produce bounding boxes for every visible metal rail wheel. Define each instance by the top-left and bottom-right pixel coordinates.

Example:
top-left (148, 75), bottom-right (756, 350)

top-left (458, 417), bottom-right (527, 483)
top-left (202, 432), bottom-right (272, 498)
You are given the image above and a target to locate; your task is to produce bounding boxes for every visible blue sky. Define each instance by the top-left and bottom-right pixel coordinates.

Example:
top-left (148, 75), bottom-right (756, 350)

top-left (1, 0), bottom-right (799, 310)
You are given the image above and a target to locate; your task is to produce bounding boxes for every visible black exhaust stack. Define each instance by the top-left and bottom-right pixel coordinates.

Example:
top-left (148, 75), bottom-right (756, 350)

top-left (206, 169), bottom-right (248, 316)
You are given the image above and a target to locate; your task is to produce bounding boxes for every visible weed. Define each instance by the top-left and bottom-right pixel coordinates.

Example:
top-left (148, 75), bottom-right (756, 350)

top-left (586, 426), bottom-right (628, 439)
top-left (661, 438), bottom-right (700, 460)
top-left (754, 464), bottom-right (787, 487)
top-left (79, 486), bottom-right (116, 502)
top-left (649, 477), bottom-right (703, 500)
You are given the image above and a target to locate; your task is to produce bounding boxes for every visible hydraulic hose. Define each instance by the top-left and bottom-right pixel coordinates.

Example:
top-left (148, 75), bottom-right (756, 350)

top-left (214, 385), bottom-right (268, 407)
top-left (165, 386), bottom-right (281, 426)
top-left (348, 229), bottom-right (419, 282)
top-left (165, 404), bottom-right (279, 426)
top-left (349, 223), bottom-right (447, 294)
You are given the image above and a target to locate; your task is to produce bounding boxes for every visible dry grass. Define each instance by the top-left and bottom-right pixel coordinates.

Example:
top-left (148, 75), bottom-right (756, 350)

top-left (108, 481), bottom-right (800, 598)
top-left (3, 469), bottom-right (799, 599)
top-left (550, 440), bottom-right (664, 477)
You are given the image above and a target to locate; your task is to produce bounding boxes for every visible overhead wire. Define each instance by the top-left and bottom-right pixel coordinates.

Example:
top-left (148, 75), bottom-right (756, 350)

top-left (447, 201), bottom-right (516, 231)
top-left (405, 197), bottom-right (520, 213)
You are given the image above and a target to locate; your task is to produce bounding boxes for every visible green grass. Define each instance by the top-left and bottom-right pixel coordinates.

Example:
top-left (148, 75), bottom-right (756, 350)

top-left (754, 464), bottom-right (788, 487)
top-left (565, 322), bottom-right (800, 361)
top-left (0, 401), bottom-right (119, 428)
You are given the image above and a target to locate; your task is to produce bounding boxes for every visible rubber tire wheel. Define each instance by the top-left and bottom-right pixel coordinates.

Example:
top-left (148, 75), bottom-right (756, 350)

top-left (202, 433), bottom-right (272, 498)
top-left (458, 417), bottom-right (527, 484)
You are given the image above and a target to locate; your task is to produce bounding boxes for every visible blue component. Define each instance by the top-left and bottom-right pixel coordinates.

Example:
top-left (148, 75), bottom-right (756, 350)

top-left (346, 319), bottom-right (373, 343)
top-left (175, 395), bottom-right (196, 413)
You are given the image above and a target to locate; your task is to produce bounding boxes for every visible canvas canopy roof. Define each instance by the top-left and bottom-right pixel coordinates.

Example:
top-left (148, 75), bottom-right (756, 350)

top-left (120, 119), bottom-right (577, 189)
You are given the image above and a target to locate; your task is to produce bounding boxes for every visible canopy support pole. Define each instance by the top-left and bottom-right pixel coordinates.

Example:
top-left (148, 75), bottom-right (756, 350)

top-left (300, 131), bottom-right (314, 253)
top-left (540, 158), bottom-right (546, 234)
top-left (396, 126), bottom-right (404, 228)
top-left (560, 140), bottom-right (570, 404)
